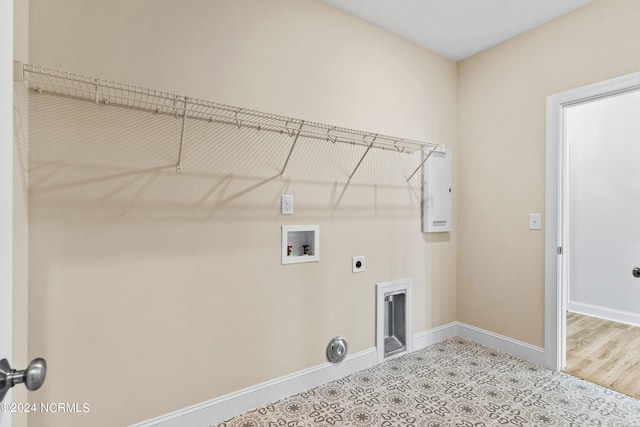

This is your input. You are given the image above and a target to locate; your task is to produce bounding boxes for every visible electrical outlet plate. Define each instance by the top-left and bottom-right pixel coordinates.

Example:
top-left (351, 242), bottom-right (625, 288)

top-left (281, 195), bottom-right (293, 215)
top-left (352, 256), bottom-right (365, 273)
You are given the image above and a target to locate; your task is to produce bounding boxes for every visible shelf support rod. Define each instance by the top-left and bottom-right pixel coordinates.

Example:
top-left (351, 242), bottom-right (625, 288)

top-left (406, 147), bottom-right (437, 182)
top-left (348, 135), bottom-right (377, 181)
top-left (176, 97), bottom-right (188, 173)
top-left (280, 121), bottom-right (304, 179)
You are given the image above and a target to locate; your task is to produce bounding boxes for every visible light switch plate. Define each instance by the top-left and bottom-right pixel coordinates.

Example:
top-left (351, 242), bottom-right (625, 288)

top-left (529, 213), bottom-right (541, 230)
top-left (281, 195), bottom-right (293, 215)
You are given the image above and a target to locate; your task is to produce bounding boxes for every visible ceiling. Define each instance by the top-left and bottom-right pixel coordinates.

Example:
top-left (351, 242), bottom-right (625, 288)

top-left (321, 0), bottom-right (593, 61)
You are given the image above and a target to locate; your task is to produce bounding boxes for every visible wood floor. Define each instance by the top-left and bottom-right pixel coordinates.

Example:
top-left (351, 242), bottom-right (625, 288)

top-left (565, 311), bottom-right (640, 399)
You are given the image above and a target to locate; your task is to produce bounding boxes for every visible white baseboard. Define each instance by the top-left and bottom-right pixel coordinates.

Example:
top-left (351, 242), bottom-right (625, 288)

top-left (456, 323), bottom-right (545, 366)
top-left (131, 321), bottom-right (542, 427)
top-left (131, 323), bottom-right (458, 427)
top-left (568, 301), bottom-right (640, 327)
top-left (130, 346), bottom-right (377, 427)
top-left (413, 321), bottom-right (458, 350)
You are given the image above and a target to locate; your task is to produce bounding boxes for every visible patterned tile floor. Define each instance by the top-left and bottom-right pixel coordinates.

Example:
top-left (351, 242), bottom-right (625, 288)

top-left (214, 337), bottom-right (640, 426)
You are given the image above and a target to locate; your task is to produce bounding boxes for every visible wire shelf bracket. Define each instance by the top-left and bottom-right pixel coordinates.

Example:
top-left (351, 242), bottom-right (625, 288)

top-left (280, 121), bottom-right (305, 179)
top-left (18, 62), bottom-right (444, 179)
top-left (348, 134), bottom-right (377, 181)
top-left (406, 147), bottom-right (437, 182)
top-left (176, 97), bottom-right (188, 173)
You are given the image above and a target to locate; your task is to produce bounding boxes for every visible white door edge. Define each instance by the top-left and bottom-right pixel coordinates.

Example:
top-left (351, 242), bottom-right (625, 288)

top-left (0, 0), bottom-right (14, 425)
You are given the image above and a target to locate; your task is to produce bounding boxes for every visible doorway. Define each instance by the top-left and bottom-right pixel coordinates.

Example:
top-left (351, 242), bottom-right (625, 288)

top-left (545, 72), bottom-right (640, 376)
top-left (564, 89), bottom-right (640, 323)
top-left (561, 88), bottom-right (640, 398)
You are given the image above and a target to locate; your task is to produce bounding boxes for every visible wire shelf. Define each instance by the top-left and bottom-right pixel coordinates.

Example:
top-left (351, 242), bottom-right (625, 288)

top-left (21, 63), bottom-right (442, 179)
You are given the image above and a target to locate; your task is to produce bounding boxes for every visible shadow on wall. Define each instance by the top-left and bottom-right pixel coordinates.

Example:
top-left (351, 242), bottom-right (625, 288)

top-left (26, 90), bottom-right (442, 427)
top-left (29, 92), bottom-right (424, 222)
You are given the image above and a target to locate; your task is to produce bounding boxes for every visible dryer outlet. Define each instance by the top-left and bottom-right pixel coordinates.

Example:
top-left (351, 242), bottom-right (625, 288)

top-left (352, 256), bottom-right (365, 273)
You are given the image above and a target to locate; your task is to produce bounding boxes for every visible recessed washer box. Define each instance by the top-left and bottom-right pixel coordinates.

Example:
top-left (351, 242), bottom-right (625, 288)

top-left (282, 225), bottom-right (319, 265)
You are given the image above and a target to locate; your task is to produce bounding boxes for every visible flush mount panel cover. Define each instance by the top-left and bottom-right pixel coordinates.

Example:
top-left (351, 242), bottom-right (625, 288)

top-left (422, 148), bottom-right (452, 232)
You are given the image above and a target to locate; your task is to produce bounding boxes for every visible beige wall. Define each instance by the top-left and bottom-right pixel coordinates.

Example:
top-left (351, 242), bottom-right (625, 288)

top-left (13, 0), bottom-right (29, 426)
top-left (12, 81), bottom-right (29, 427)
top-left (457, 0), bottom-right (640, 347)
top-left (14, 0), bottom-right (28, 63)
top-left (28, 0), bottom-right (640, 425)
top-left (27, 1), bottom-right (457, 426)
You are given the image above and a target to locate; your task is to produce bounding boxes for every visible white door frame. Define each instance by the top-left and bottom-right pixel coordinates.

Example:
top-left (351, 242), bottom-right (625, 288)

top-left (1, 0), bottom-right (14, 425)
top-left (545, 71), bottom-right (640, 372)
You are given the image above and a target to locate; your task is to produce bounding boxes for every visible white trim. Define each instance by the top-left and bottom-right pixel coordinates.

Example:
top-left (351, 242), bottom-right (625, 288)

top-left (0, 0), bottom-right (14, 425)
top-left (130, 322), bottom-right (458, 427)
top-left (457, 323), bottom-right (545, 366)
top-left (130, 321), bottom-right (546, 427)
top-left (545, 91), bottom-right (566, 372)
top-left (568, 302), bottom-right (640, 328)
top-left (545, 71), bottom-right (640, 372)
top-left (413, 322), bottom-right (458, 350)
top-left (131, 347), bottom-right (378, 427)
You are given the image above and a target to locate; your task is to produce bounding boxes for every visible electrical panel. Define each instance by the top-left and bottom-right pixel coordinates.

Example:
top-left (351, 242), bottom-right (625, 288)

top-left (422, 148), bottom-right (452, 233)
